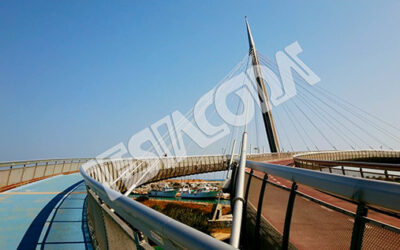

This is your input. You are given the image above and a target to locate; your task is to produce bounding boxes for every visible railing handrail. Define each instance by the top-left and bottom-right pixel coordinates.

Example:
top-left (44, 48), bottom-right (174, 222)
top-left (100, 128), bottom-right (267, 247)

top-left (246, 160), bottom-right (400, 212)
top-left (0, 151), bottom-right (299, 168)
top-left (294, 150), bottom-right (400, 156)
top-left (80, 160), bottom-right (235, 250)
top-left (294, 158), bottom-right (400, 170)
top-left (0, 158), bottom-right (93, 168)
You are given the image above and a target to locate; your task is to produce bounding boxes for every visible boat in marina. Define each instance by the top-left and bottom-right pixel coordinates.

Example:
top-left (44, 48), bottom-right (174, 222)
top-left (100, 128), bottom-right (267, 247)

top-left (148, 186), bottom-right (178, 198)
top-left (180, 186), bottom-right (219, 199)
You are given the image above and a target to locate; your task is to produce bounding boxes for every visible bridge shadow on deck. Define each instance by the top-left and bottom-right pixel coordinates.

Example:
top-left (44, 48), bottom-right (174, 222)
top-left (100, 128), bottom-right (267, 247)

top-left (17, 181), bottom-right (92, 250)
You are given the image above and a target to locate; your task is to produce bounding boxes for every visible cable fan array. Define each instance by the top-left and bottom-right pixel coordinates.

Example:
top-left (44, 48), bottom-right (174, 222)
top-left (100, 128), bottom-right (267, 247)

top-left (123, 51), bottom-right (400, 183)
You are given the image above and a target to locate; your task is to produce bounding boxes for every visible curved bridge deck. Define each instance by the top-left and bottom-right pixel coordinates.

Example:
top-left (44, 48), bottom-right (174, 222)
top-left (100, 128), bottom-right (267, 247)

top-left (0, 173), bottom-right (92, 249)
top-left (1, 152), bottom-right (399, 249)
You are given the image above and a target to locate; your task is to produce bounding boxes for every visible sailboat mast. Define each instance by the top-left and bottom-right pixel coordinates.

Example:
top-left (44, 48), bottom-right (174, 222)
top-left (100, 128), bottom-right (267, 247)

top-left (245, 17), bottom-right (280, 153)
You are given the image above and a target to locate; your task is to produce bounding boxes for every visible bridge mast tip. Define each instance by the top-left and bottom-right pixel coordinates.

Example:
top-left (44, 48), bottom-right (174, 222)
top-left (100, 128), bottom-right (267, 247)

top-left (245, 17), bottom-right (255, 52)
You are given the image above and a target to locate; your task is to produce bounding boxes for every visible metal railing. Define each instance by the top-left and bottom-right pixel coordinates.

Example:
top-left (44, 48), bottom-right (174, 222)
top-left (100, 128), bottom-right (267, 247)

top-left (80, 157), bottom-right (234, 250)
top-left (294, 150), bottom-right (400, 180)
top-left (0, 158), bottom-right (92, 190)
top-left (247, 152), bottom-right (300, 161)
top-left (83, 155), bottom-right (229, 194)
top-left (243, 160), bottom-right (400, 249)
top-left (294, 150), bottom-right (400, 162)
top-left (4, 151), bottom-right (398, 249)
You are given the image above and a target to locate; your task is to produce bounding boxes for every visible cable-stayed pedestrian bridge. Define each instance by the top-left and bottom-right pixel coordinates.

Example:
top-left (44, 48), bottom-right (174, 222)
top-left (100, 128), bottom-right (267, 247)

top-left (2, 18), bottom-right (400, 249)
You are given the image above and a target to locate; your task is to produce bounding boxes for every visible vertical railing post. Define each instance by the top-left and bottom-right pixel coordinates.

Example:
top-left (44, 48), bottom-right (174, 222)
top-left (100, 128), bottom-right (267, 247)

top-left (341, 166), bottom-right (346, 175)
top-left (255, 173), bottom-right (268, 249)
top-left (61, 160), bottom-right (66, 174)
top-left (6, 165), bottom-right (13, 186)
top-left (20, 164), bottom-right (26, 182)
top-left (359, 167), bottom-right (364, 178)
top-left (230, 164), bottom-right (238, 199)
top-left (241, 169), bottom-right (254, 248)
top-left (244, 170), bottom-right (253, 204)
top-left (32, 162), bottom-right (38, 179)
top-left (350, 203), bottom-right (368, 250)
top-left (384, 169), bottom-right (389, 180)
top-left (52, 161), bottom-right (57, 175)
top-left (42, 162), bottom-right (48, 178)
top-left (282, 182), bottom-right (298, 250)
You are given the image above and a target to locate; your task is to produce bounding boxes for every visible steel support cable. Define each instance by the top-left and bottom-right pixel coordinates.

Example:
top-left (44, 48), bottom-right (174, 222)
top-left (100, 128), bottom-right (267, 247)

top-left (243, 55), bottom-right (253, 131)
top-left (245, 57), bottom-right (263, 153)
top-left (218, 54), bottom-right (252, 154)
top-left (161, 55), bottom-right (248, 159)
top-left (295, 92), bottom-right (357, 150)
top-left (315, 84), bottom-right (400, 134)
top-left (230, 49), bottom-right (253, 249)
top-left (226, 56), bottom-right (252, 157)
top-left (254, 96), bottom-right (261, 152)
top-left (248, 54), bottom-right (272, 153)
top-left (257, 55), bottom-right (346, 149)
top-left (296, 79), bottom-right (400, 144)
top-left (227, 97), bottom-right (244, 156)
top-left (285, 101), bottom-right (320, 150)
top-left (294, 83), bottom-right (390, 149)
top-left (251, 54), bottom-right (307, 151)
top-left (112, 106), bottom-right (196, 187)
top-left (180, 55), bottom-right (251, 156)
top-left (247, 54), bottom-right (298, 151)
top-left (274, 110), bottom-right (294, 152)
top-left (296, 91), bottom-right (362, 149)
top-left (296, 89), bottom-right (371, 149)
top-left (293, 83), bottom-right (374, 149)
top-left (282, 104), bottom-right (312, 151)
top-left (309, 85), bottom-right (400, 144)
top-left (224, 56), bottom-right (252, 156)
top-left (294, 91), bottom-right (354, 147)
top-left (120, 56), bottom-right (251, 191)
top-left (257, 53), bottom-right (383, 149)
top-left (258, 54), bottom-right (395, 149)
top-left (291, 98), bottom-right (338, 150)
top-left (179, 55), bottom-right (251, 173)
top-left (226, 78), bottom-right (249, 157)
top-left (259, 52), bottom-right (399, 138)
top-left (216, 57), bottom-right (251, 157)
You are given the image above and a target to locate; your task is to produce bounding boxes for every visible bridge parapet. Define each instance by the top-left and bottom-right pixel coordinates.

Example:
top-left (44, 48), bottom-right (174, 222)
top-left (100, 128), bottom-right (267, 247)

top-left (80, 155), bottom-right (234, 249)
top-left (84, 155), bottom-right (229, 194)
top-left (0, 156), bottom-right (234, 249)
top-left (242, 160), bottom-right (400, 249)
top-left (2, 153), bottom-right (399, 249)
top-left (294, 150), bottom-right (400, 180)
top-left (247, 152), bottom-right (299, 162)
top-left (0, 158), bottom-right (92, 191)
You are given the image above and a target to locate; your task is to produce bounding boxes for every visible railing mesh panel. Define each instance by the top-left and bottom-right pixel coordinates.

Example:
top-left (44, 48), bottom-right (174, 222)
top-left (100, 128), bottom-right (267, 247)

top-left (361, 220), bottom-right (400, 250)
top-left (244, 173), bottom-right (289, 249)
top-left (246, 175), bottom-right (290, 246)
top-left (290, 194), bottom-right (353, 249)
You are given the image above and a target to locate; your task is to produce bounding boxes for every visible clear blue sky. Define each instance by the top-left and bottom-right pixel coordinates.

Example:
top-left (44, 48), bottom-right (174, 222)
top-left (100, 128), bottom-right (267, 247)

top-left (1, 1), bottom-right (399, 161)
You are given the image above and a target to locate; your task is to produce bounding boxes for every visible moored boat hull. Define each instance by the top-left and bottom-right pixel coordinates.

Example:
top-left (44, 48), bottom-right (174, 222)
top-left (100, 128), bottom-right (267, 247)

top-left (181, 190), bottom-right (219, 199)
top-left (148, 190), bottom-right (178, 198)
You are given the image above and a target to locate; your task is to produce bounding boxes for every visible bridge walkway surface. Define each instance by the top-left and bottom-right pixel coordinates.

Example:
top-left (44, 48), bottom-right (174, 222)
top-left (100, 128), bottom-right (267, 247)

top-left (0, 173), bottom-right (92, 250)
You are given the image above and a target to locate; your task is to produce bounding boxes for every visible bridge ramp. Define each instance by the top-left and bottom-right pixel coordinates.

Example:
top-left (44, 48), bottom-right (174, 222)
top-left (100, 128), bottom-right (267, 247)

top-left (0, 173), bottom-right (92, 249)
